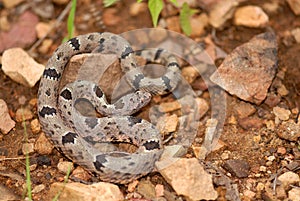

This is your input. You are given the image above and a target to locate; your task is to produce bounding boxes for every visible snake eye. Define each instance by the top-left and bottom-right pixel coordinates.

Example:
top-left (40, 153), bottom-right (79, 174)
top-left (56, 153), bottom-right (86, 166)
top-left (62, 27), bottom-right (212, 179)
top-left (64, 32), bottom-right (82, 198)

top-left (143, 140), bottom-right (160, 151)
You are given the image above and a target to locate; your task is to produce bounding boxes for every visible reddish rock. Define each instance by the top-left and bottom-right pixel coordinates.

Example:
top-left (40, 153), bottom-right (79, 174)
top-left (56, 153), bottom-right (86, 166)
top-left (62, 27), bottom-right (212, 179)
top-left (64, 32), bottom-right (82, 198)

top-left (210, 32), bottom-right (278, 105)
top-left (0, 11), bottom-right (38, 53)
top-left (238, 116), bottom-right (264, 130)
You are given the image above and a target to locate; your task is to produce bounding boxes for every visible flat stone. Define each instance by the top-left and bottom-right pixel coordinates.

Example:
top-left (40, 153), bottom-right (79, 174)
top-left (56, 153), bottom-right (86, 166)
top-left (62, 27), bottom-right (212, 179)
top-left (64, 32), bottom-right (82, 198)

top-left (210, 32), bottom-right (278, 105)
top-left (223, 159), bottom-right (250, 178)
top-left (209, 0), bottom-right (239, 28)
top-left (278, 171), bottom-right (300, 190)
top-left (48, 182), bottom-right (124, 201)
top-left (34, 132), bottom-right (54, 155)
top-left (32, 184), bottom-right (45, 194)
top-left (0, 11), bottom-right (38, 53)
top-left (234, 101), bottom-right (257, 119)
top-left (238, 116), bottom-right (264, 130)
top-left (159, 158), bottom-right (218, 200)
top-left (288, 188), bottom-right (300, 201)
top-left (2, 48), bottom-right (45, 87)
top-left (234, 6), bottom-right (269, 28)
top-left (287, 0), bottom-right (300, 15)
top-left (273, 106), bottom-right (291, 121)
top-left (158, 101), bottom-right (181, 113)
top-left (156, 114), bottom-right (179, 135)
top-left (0, 99), bottom-right (15, 134)
top-left (15, 107), bottom-right (33, 122)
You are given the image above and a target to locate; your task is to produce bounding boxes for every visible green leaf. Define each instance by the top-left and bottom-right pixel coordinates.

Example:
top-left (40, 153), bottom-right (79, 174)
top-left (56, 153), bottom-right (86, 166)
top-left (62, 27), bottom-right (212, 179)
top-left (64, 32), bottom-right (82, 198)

top-left (148, 0), bottom-right (164, 27)
top-left (67, 0), bottom-right (77, 40)
top-left (104, 0), bottom-right (119, 7)
top-left (179, 2), bottom-right (194, 36)
top-left (137, 0), bottom-right (143, 3)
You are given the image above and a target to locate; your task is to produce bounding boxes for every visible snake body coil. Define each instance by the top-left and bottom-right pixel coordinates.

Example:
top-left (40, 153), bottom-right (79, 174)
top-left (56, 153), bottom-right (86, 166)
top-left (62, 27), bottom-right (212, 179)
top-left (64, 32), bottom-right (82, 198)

top-left (38, 32), bottom-right (180, 183)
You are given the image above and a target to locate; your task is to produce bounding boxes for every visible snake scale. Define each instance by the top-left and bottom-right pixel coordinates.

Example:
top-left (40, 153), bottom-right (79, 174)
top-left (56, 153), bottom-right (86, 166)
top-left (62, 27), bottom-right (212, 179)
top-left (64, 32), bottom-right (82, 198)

top-left (38, 32), bottom-right (181, 183)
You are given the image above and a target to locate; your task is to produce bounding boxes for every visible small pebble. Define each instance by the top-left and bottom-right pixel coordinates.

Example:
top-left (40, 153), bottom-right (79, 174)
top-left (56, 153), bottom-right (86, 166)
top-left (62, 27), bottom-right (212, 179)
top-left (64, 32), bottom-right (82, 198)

top-left (267, 155), bottom-right (276, 162)
top-left (265, 161), bottom-right (273, 166)
top-left (155, 184), bottom-right (164, 197)
top-left (166, 16), bottom-right (181, 33)
top-left (29, 164), bottom-right (37, 171)
top-left (35, 22), bottom-right (52, 39)
top-left (22, 143), bottom-right (35, 155)
top-left (157, 114), bottom-right (179, 135)
top-left (128, 180), bottom-right (139, 193)
top-left (34, 132), bottom-right (53, 155)
top-left (273, 106), bottom-right (291, 121)
top-left (15, 107), bottom-right (33, 122)
top-left (221, 151), bottom-right (230, 160)
top-left (158, 101), bottom-right (181, 113)
top-left (256, 182), bottom-right (265, 191)
top-left (30, 119), bottom-right (41, 134)
top-left (129, 2), bottom-right (148, 16)
top-left (38, 39), bottom-right (53, 54)
top-left (181, 66), bottom-right (199, 84)
top-left (277, 146), bottom-right (287, 155)
top-left (57, 161), bottom-right (74, 174)
top-left (71, 166), bottom-right (92, 181)
top-left (32, 184), bottom-right (45, 194)
top-left (259, 166), bottom-right (267, 172)
top-left (36, 155), bottom-right (51, 166)
top-left (234, 6), bottom-right (269, 28)
top-left (243, 189), bottom-right (256, 199)
top-left (190, 14), bottom-right (209, 37)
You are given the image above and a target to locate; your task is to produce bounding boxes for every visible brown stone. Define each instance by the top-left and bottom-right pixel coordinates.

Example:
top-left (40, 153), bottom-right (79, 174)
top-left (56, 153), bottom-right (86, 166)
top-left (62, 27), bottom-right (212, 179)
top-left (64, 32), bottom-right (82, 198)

top-left (210, 32), bottom-right (278, 105)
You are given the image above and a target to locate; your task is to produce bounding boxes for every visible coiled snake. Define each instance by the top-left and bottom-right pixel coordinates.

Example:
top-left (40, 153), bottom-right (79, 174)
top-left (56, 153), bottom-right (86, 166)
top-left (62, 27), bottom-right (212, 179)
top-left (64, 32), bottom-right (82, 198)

top-left (38, 32), bottom-right (181, 183)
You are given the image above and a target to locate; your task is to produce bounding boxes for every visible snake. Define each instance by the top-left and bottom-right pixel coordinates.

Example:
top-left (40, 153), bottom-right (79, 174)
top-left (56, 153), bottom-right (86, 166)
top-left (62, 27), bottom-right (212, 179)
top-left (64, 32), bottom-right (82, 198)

top-left (37, 32), bottom-right (181, 184)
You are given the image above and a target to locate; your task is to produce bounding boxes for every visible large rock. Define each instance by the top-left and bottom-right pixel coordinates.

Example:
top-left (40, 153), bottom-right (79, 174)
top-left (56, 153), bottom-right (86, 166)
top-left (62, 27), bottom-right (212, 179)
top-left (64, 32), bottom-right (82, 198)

top-left (159, 158), bottom-right (218, 200)
top-left (0, 11), bottom-right (38, 53)
top-left (234, 6), bottom-right (269, 28)
top-left (210, 32), bottom-right (278, 105)
top-left (2, 48), bottom-right (45, 87)
top-left (48, 182), bottom-right (124, 201)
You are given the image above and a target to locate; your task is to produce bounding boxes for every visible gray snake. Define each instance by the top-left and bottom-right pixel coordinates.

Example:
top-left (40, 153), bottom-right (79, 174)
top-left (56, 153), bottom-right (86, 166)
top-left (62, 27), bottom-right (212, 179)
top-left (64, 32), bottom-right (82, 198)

top-left (37, 32), bottom-right (181, 183)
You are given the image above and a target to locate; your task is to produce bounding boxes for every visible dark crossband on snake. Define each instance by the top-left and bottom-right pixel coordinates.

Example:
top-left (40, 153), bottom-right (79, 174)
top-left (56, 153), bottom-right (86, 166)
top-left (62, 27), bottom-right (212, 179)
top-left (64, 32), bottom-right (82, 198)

top-left (38, 32), bottom-right (182, 184)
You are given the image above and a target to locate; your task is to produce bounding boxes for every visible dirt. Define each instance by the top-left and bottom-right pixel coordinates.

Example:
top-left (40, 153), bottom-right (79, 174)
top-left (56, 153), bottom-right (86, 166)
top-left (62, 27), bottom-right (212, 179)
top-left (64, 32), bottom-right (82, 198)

top-left (0, 0), bottom-right (299, 200)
